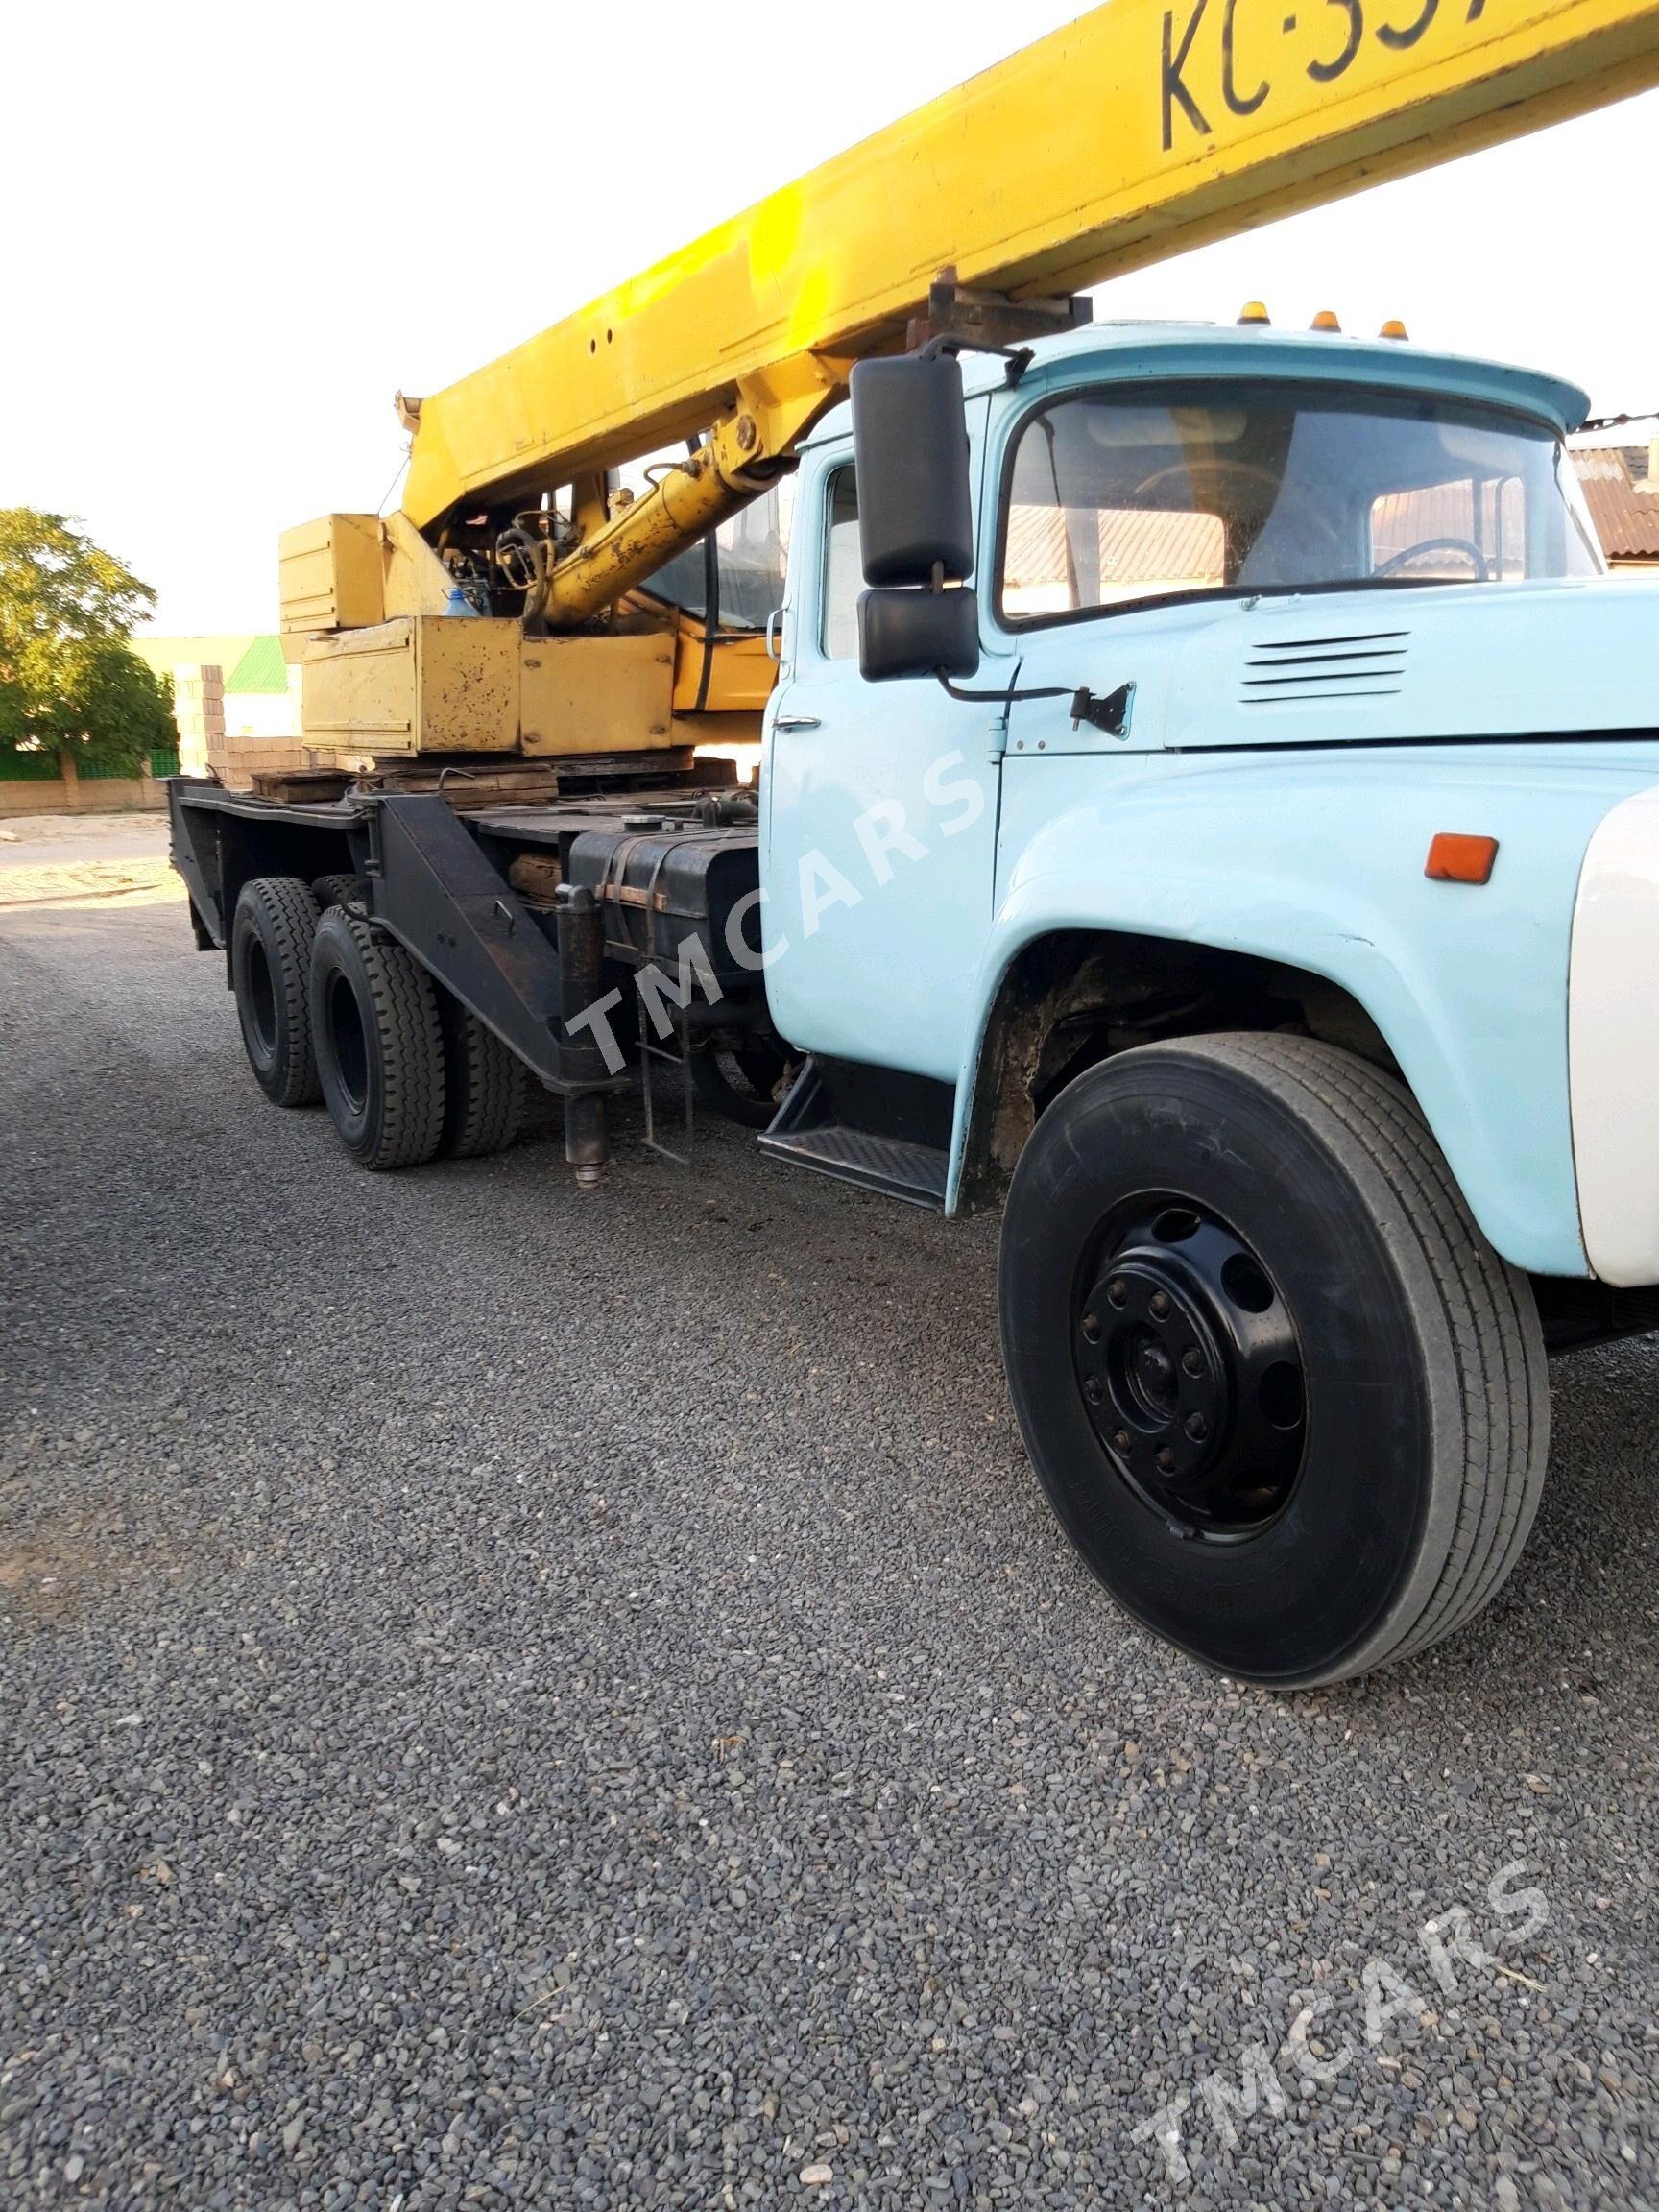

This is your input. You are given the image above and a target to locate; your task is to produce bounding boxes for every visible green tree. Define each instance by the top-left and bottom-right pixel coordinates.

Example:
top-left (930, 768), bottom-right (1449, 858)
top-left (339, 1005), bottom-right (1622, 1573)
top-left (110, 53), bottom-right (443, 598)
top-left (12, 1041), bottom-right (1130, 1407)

top-left (0, 510), bottom-right (176, 775)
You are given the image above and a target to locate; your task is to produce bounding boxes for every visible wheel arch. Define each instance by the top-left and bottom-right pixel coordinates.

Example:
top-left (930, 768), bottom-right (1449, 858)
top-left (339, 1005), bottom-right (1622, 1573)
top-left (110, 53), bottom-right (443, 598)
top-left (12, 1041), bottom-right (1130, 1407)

top-left (953, 925), bottom-right (1394, 1203)
top-left (948, 913), bottom-right (1588, 1279)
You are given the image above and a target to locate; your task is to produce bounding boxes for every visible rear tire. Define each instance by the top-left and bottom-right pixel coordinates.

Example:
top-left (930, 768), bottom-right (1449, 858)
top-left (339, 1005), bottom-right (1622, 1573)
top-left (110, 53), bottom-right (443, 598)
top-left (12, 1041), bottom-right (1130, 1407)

top-left (309, 908), bottom-right (447, 1171)
top-left (312, 873), bottom-right (367, 913)
top-left (998, 1034), bottom-right (1549, 1688)
top-left (438, 995), bottom-right (526, 1160)
top-left (231, 877), bottom-right (323, 1108)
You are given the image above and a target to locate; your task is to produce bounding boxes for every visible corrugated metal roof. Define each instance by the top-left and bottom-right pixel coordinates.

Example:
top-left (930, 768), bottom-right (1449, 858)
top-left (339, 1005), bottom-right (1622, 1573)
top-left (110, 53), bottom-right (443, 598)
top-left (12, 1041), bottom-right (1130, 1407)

top-left (1005, 504), bottom-right (1224, 613)
top-left (1573, 449), bottom-right (1659, 561)
top-left (1371, 480), bottom-right (1527, 574)
top-left (226, 636), bottom-right (292, 694)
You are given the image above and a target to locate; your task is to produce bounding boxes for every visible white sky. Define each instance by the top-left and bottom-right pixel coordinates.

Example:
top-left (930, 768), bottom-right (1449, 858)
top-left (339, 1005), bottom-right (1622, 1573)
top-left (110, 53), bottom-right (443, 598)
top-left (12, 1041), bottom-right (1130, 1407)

top-left (4, 1), bottom-right (1656, 634)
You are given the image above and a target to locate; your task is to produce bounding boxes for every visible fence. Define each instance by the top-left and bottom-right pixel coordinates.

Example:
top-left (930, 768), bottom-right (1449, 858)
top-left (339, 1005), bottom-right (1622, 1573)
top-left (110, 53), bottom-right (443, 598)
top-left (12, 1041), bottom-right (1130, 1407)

top-left (79, 747), bottom-right (180, 781)
top-left (0, 749), bottom-right (174, 819)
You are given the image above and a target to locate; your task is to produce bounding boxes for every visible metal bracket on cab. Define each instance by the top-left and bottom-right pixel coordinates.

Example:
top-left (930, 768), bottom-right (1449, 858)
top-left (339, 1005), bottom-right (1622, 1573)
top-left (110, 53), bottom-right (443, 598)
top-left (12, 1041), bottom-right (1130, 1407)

top-left (1070, 682), bottom-right (1136, 739)
top-left (908, 268), bottom-right (1094, 360)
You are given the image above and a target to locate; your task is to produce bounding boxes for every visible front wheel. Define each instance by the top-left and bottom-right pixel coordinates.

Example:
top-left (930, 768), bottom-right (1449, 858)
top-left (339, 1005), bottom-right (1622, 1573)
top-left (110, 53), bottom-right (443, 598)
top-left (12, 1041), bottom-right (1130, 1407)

top-left (689, 1035), bottom-right (795, 1130)
top-left (998, 1034), bottom-right (1549, 1688)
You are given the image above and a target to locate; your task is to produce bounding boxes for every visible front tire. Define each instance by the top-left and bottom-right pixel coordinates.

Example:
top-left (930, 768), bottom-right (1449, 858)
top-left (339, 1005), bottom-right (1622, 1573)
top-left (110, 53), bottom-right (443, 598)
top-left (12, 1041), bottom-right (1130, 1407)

top-left (309, 909), bottom-right (447, 1171)
top-left (689, 1035), bottom-right (794, 1130)
top-left (998, 1034), bottom-right (1549, 1688)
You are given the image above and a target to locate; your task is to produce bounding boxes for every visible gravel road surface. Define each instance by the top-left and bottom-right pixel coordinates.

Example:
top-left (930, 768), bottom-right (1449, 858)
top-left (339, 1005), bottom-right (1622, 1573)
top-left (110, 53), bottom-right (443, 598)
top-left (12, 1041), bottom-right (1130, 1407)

top-left (2, 881), bottom-right (1656, 2211)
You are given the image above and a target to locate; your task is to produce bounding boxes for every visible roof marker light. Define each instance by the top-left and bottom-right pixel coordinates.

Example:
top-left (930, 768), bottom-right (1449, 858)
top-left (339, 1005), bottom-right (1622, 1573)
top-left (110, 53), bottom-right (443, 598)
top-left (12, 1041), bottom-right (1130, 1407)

top-left (1310, 309), bottom-right (1342, 333)
top-left (1238, 301), bottom-right (1272, 326)
top-left (1426, 834), bottom-right (1500, 886)
top-left (1380, 318), bottom-right (1410, 342)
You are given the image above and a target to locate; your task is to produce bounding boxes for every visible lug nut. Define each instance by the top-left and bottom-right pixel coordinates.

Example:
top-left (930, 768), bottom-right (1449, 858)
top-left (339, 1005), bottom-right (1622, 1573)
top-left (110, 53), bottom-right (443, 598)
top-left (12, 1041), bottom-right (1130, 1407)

top-left (1085, 1379), bottom-right (1104, 1407)
top-left (1186, 1414), bottom-right (1210, 1444)
top-left (1107, 1278), bottom-right (1130, 1310)
top-left (1150, 1291), bottom-right (1171, 1321)
top-left (1182, 1349), bottom-right (1205, 1380)
top-left (1112, 1429), bottom-right (1132, 1455)
top-left (1082, 1311), bottom-right (1102, 1345)
top-left (1157, 1449), bottom-right (1179, 1475)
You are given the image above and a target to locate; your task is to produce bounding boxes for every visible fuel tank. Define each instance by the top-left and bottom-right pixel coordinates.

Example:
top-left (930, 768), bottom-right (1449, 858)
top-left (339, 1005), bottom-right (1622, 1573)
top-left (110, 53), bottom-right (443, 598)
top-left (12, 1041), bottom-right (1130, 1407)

top-left (565, 812), bottom-right (762, 984)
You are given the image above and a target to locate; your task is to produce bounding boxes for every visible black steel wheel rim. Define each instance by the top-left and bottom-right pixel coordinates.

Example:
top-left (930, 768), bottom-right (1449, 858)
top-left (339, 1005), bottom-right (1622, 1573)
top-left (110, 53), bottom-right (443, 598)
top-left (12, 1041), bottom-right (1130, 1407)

top-left (1072, 1196), bottom-right (1308, 1541)
top-left (327, 972), bottom-right (371, 1114)
top-left (245, 937), bottom-right (277, 1058)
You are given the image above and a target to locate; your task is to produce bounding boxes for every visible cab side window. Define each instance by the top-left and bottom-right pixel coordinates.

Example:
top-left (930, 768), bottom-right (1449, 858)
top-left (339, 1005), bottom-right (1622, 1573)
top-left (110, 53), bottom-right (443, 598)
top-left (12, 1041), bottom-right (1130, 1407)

top-left (822, 468), bottom-right (862, 660)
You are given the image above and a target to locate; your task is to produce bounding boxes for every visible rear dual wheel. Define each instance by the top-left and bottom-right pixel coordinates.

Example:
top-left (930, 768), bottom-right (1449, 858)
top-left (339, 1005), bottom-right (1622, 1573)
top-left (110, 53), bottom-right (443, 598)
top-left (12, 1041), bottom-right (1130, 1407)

top-left (309, 909), bottom-right (524, 1170)
top-left (998, 1034), bottom-right (1550, 1688)
top-left (311, 873), bottom-right (368, 914)
top-left (309, 909), bottom-right (446, 1170)
top-left (231, 877), bottom-right (323, 1108)
top-left (437, 990), bottom-right (527, 1161)
top-left (232, 878), bottom-right (525, 1168)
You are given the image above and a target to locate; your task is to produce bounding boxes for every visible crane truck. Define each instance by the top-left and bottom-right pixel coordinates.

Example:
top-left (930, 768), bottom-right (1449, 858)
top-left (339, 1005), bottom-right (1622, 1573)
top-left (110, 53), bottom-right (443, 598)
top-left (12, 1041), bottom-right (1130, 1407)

top-left (168, 0), bottom-right (1659, 1688)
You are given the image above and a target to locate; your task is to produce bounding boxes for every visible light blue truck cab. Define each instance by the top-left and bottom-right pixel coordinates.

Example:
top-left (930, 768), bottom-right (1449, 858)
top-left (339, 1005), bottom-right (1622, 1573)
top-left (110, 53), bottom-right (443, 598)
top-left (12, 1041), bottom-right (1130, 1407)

top-left (757, 321), bottom-right (1659, 1685)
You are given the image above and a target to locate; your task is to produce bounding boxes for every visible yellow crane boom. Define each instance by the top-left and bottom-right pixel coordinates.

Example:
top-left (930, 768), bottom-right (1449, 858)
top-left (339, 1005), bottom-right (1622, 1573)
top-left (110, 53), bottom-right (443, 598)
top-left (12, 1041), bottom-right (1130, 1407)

top-left (400, 0), bottom-right (1659, 623)
top-left (282, 0), bottom-right (1659, 765)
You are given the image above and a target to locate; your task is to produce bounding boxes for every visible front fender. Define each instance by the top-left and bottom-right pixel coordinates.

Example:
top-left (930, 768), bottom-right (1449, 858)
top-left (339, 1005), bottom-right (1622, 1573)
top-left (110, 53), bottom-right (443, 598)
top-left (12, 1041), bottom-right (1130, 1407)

top-left (950, 746), bottom-right (1659, 1276)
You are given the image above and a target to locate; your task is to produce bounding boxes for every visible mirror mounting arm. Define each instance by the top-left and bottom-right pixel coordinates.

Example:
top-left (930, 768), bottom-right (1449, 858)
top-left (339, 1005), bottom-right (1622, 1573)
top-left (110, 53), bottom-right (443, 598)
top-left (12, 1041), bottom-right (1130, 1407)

top-left (935, 671), bottom-right (1069, 709)
top-left (934, 675), bottom-right (1136, 738)
top-left (918, 333), bottom-right (1036, 389)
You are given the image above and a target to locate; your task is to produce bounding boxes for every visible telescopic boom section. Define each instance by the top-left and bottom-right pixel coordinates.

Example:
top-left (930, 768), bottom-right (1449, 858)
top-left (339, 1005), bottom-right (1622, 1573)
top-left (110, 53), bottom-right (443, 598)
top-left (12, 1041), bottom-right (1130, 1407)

top-left (403, 0), bottom-right (1659, 626)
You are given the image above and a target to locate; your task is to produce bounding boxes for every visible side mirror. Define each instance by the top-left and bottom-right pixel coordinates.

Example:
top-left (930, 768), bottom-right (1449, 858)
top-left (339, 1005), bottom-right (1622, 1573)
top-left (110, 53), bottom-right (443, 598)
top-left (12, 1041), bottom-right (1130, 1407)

top-left (851, 353), bottom-right (980, 685)
top-left (851, 354), bottom-right (975, 586)
top-left (857, 589), bottom-right (979, 683)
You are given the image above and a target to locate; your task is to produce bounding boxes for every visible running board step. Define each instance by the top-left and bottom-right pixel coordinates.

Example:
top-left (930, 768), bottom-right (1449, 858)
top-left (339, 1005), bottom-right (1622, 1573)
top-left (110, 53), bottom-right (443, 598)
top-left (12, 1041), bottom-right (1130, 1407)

top-left (758, 1059), bottom-right (950, 1210)
top-left (759, 1124), bottom-right (950, 1208)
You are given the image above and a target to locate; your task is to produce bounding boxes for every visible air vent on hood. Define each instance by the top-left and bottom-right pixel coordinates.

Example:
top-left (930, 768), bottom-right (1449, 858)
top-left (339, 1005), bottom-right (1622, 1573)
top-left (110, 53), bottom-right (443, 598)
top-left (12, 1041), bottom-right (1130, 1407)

top-left (1240, 630), bottom-right (1409, 706)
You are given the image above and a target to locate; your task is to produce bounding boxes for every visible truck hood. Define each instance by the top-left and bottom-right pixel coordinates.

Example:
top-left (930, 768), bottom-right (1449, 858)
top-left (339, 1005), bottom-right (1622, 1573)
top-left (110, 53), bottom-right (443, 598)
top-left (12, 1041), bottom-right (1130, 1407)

top-left (1157, 576), bottom-right (1659, 751)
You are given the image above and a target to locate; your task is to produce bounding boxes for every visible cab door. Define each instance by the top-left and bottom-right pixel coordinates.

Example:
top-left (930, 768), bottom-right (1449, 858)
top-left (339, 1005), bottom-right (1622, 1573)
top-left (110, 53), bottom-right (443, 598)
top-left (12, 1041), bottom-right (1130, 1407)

top-left (760, 417), bottom-right (1002, 1086)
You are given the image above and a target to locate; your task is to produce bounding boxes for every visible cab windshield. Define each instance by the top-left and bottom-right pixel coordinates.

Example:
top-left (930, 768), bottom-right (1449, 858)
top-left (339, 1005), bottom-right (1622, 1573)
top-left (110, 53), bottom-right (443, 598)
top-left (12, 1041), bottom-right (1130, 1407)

top-left (999, 380), bottom-right (1604, 626)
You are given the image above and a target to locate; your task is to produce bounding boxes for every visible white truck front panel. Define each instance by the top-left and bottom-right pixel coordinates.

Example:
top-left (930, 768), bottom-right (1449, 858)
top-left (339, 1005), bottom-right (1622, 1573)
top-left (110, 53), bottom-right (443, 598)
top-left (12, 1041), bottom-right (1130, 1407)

top-left (1571, 783), bottom-right (1659, 1287)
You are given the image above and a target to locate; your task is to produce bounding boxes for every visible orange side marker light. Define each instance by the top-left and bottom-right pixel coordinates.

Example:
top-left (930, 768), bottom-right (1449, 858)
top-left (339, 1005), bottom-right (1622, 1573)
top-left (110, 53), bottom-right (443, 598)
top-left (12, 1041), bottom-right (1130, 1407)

top-left (1426, 834), bottom-right (1500, 885)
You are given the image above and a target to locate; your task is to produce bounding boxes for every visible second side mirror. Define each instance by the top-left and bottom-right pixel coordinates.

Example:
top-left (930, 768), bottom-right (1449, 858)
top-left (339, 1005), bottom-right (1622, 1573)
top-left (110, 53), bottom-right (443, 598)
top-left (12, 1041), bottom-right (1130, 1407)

top-left (857, 587), bottom-right (980, 684)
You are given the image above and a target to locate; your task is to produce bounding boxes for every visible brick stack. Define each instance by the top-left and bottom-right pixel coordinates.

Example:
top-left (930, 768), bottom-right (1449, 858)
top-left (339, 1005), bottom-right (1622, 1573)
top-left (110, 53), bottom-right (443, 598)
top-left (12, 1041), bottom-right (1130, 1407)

top-left (172, 665), bottom-right (226, 779)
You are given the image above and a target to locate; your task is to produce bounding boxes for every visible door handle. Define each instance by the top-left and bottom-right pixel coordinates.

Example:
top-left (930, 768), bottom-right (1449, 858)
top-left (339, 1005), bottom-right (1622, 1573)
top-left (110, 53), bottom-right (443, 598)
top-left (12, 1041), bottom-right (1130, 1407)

top-left (774, 715), bottom-right (823, 733)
